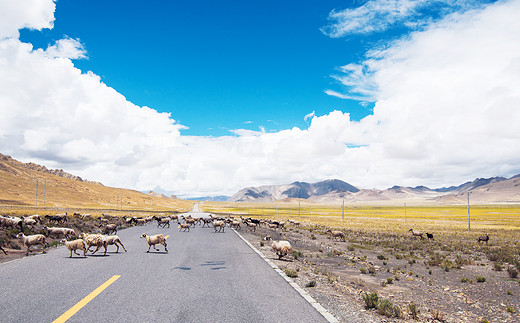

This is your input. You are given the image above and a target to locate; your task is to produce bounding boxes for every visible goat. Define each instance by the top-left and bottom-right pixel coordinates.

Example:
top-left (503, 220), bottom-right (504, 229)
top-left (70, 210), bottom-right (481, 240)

top-left (140, 233), bottom-right (167, 253)
top-left (408, 229), bottom-right (424, 240)
top-left (477, 234), bottom-right (489, 244)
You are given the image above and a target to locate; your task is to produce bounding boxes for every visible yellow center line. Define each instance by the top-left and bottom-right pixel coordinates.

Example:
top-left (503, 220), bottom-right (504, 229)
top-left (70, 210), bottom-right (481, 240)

top-left (52, 275), bottom-right (121, 323)
top-left (165, 235), bottom-right (170, 239)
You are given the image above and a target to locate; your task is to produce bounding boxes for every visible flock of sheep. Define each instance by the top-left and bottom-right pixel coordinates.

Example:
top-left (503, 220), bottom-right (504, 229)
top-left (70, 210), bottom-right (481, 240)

top-left (0, 212), bottom-right (295, 260)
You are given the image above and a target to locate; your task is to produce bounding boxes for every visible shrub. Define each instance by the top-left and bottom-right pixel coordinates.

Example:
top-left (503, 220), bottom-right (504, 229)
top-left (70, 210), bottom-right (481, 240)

top-left (494, 262), bottom-right (503, 271)
top-left (292, 250), bottom-right (303, 260)
top-left (408, 303), bottom-right (419, 320)
top-left (362, 292), bottom-right (378, 309)
top-left (260, 241), bottom-right (264, 247)
top-left (305, 280), bottom-right (317, 288)
top-left (377, 299), bottom-right (401, 318)
top-left (360, 267), bottom-right (367, 274)
top-left (386, 277), bottom-right (393, 284)
top-left (284, 269), bottom-right (298, 278)
top-left (377, 254), bottom-right (386, 260)
top-left (310, 233), bottom-right (316, 240)
top-left (508, 266), bottom-right (518, 278)
top-left (476, 276), bottom-right (486, 283)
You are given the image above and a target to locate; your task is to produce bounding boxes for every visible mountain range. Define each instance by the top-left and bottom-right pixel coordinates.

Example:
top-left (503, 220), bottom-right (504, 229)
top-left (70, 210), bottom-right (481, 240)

top-left (228, 176), bottom-right (520, 205)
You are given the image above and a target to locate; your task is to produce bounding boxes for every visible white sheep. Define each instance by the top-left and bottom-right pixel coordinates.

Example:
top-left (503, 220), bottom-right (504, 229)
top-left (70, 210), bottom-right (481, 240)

top-left (16, 233), bottom-right (47, 256)
top-left (61, 239), bottom-right (87, 258)
top-left (140, 233), bottom-right (168, 253)
top-left (265, 237), bottom-right (292, 259)
top-left (326, 230), bottom-right (345, 241)
top-left (212, 220), bottom-right (225, 232)
top-left (81, 233), bottom-right (107, 255)
top-left (104, 235), bottom-right (127, 253)
top-left (178, 223), bottom-right (190, 232)
top-left (44, 226), bottom-right (76, 238)
top-left (0, 216), bottom-right (23, 230)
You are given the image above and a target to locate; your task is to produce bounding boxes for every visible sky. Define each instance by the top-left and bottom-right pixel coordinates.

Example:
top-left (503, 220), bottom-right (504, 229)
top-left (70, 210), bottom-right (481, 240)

top-left (1, 0), bottom-right (520, 198)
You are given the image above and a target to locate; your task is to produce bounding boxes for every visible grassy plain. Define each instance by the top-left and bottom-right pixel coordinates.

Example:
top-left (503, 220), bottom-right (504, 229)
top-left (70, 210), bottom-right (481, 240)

top-left (202, 202), bottom-right (520, 239)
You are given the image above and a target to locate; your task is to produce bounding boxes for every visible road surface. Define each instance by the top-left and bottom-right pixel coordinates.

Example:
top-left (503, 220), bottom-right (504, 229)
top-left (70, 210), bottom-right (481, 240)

top-left (0, 210), bottom-right (330, 322)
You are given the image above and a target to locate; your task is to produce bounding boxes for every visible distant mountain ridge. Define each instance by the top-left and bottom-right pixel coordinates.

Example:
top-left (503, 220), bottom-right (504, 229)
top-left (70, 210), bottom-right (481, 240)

top-left (228, 175), bottom-right (520, 204)
top-left (228, 179), bottom-right (360, 202)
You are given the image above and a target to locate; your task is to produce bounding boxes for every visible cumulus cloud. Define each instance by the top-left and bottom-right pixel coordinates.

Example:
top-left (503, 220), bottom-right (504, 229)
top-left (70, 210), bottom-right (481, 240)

top-left (1, 0), bottom-right (520, 198)
top-left (0, 0), bottom-right (55, 39)
top-left (304, 111), bottom-right (315, 122)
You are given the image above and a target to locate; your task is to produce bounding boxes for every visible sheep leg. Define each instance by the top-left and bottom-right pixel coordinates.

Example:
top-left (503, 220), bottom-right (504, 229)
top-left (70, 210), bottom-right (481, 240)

top-left (119, 241), bottom-right (127, 252)
top-left (70, 249), bottom-right (73, 258)
top-left (91, 245), bottom-right (101, 254)
top-left (103, 244), bottom-right (107, 256)
top-left (147, 244), bottom-right (152, 253)
top-left (163, 242), bottom-right (168, 252)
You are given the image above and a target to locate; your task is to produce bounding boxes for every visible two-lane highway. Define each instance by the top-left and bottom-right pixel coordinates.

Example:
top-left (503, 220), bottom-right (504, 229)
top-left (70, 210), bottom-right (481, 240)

top-left (0, 213), bottom-right (330, 322)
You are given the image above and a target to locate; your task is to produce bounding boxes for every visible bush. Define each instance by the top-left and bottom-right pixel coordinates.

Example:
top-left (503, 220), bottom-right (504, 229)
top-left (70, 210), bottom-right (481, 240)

top-left (476, 276), bottom-right (486, 283)
top-left (386, 277), bottom-right (393, 284)
top-left (284, 269), bottom-right (298, 278)
top-left (362, 292), bottom-right (378, 309)
top-left (360, 267), bottom-right (367, 274)
top-left (305, 280), bottom-right (317, 288)
top-left (508, 266), bottom-right (518, 278)
top-left (292, 250), bottom-right (303, 260)
top-left (494, 262), bottom-right (503, 271)
top-left (408, 303), bottom-right (419, 320)
top-left (377, 299), bottom-right (401, 318)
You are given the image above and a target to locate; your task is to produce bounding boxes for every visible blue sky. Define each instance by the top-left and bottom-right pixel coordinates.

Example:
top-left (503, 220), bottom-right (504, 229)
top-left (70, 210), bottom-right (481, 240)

top-left (2, 0), bottom-right (519, 197)
top-left (20, 0), bottom-right (378, 136)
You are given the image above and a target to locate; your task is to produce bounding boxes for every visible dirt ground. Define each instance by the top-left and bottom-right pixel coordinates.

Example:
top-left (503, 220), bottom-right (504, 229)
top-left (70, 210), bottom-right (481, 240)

top-left (238, 223), bottom-right (520, 323)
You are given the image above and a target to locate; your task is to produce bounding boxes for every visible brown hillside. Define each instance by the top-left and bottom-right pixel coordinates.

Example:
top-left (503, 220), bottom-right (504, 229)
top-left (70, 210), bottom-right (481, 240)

top-left (0, 154), bottom-right (193, 211)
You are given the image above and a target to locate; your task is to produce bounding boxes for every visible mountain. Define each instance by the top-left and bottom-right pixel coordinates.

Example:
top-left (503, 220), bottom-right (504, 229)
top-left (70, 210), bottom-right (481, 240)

top-left (0, 153), bottom-right (192, 210)
top-left (187, 196), bottom-right (230, 202)
top-left (228, 175), bottom-right (520, 205)
top-left (228, 179), bottom-right (359, 202)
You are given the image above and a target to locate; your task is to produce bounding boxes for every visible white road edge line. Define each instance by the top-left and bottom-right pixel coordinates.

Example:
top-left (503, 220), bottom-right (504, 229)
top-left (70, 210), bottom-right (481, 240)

top-left (233, 229), bottom-right (339, 323)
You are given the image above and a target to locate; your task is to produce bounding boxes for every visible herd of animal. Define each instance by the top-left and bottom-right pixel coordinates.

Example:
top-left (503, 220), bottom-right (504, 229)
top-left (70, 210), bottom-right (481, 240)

top-left (0, 212), bottom-right (491, 261)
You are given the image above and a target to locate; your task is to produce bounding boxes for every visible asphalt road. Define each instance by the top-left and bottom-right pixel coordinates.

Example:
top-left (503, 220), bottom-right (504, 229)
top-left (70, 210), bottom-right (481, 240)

top-left (0, 212), bottom-right (329, 323)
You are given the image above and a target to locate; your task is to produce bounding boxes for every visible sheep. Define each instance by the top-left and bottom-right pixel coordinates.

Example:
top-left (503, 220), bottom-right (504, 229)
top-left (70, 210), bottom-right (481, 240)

top-left (179, 223), bottom-right (190, 232)
top-left (154, 216), bottom-right (170, 228)
top-left (101, 223), bottom-right (117, 235)
top-left (477, 234), bottom-right (489, 244)
top-left (268, 223), bottom-right (278, 229)
top-left (408, 229), bottom-right (424, 240)
top-left (168, 214), bottom-right (179, 222)
top-left (212, 220), bottom-right (225, 233)
top-left (326, 230), bottom-right (345, 241)
top-left (26, 214), bottom-right (43, 224)
top-left (104, 235), bottom-right (127, 253)
top-left (81, 233), bottom-right (107, 255)
top-left (22, 217), bottom-right (37, 226)
top-left (80, 213), bottom-right (92, 220)
top-left (229, 220), bottom-right (241, 230)
top-left (137, 218), bottom-right (147, 225)
top-left (16, 233), bottom-right (46, 256)
top-left (0, 216), bottom-right (23, 230)
top-left (45, 214), bottom-right (67, 224)
top-left (123, 216), bottom-right (137, 225)
top-left (245, 222), bottom-right (257, 232)
top-left (61, 239), bottom-right (86, 258)
top-left (201, 218), bottom-right (213, 227)
top-left (44, 226), bottom-right (76, 238)
top-left (426, 232), bottom-right (434, 240)
top-left (140, 233), bottom-right (168, 252)
top-left (265, 237), bottom-right (292, 260)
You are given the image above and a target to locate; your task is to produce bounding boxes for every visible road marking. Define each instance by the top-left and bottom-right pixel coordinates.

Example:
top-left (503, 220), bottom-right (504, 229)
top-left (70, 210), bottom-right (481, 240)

top-left (165, 235), bottom-right (170, 239)
top-left (52, 275), bottom-right (121, 323)
top-left (233, 230), bottom-right (339, 323)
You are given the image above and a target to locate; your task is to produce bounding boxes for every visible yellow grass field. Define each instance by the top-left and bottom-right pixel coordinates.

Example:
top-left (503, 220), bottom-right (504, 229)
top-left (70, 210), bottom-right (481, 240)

top-left (202, 202), bottom-right (520, 239)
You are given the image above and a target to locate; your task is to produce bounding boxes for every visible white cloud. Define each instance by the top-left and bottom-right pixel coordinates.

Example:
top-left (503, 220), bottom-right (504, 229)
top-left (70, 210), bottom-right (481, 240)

top-left (0, 0), bottom-right (55, 39)
top-left (43, 38), bottom-right (86, 59)
top-left (304, 111), bottom-right (315, 122)
top-left (321, 0), bottom-right (492, 37)
top-left (1, 0), bottom-right (520, 198)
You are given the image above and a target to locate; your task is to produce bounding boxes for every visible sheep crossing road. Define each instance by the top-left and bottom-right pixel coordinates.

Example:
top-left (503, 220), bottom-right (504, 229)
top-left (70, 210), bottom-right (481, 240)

top-left (0, 212), bottom-right (330, 323)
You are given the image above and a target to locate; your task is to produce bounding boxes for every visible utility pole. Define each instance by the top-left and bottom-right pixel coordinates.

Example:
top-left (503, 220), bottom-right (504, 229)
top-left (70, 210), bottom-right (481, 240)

top-left (467, 191), bottom-right (471, 232)
top-left (342, 199), bottom-right (344, 221)
top-left (404, 203), bottom-right (407, 224)
top-left (298, 201), bottom-right (301, 217)
top-left (35, 179), bottom-right (38, 206)
top-left (42, 179), bottom-right (46, 207)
